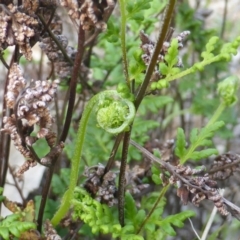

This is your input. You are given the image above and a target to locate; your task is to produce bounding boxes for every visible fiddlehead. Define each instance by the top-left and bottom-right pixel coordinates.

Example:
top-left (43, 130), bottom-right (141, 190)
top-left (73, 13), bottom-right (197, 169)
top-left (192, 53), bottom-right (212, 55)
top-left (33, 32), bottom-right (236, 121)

top-left (51, 89), bottom-right (136, 226)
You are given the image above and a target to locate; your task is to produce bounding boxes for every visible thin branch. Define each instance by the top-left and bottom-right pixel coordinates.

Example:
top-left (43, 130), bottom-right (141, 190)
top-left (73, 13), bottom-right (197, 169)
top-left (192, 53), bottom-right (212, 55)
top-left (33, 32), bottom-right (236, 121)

top-left (118, 130), bottom-right (131, 226)
top-left (104, 133), bottom-right (124, 174)
top-left (118, 0), bottom-right (130, 86)
top-left (59, 27), bottom-right (85, 141)
top-left (0, 48), bottom-right (19, 189)
top-left (220, 0), bottom-right (228, 39)
top-left (135, 0), bottom-right (176, 109)
top-left (8, 164), bottom-right (26, 204)
top-left (130, 140), bottom-right (209, 194)
top-left (188, 218), bottom-right (201, 240)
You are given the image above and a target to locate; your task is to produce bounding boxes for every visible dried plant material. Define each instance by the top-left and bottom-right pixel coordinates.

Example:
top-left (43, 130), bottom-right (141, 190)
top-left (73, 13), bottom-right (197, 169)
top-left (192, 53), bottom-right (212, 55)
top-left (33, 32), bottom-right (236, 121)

top-left (146, 139), bottom-right (178, 164)
top-left (17, 160), bottom-right (38, 176)
top-left (208, 153), bottom-right (240, 180)
top-left (116, 162), bottom-right (150, 196)
top-left (170, 165), bottom-right (230, 216)
top-left (39, 32), bottom-right (90, 80)
top-left (131, 140), bottom-right (240, 220)
top-left (1, 64), bottom-right (59, 175)
top-left (80, 0), bottom-right (106, 30)
top-left (140, 30), bottom-right (190, 81)
top-left (44, 220), bottom-right (62, 240)
top-left (60, 0), bottom-right (113, 31)
top-left (23, 0), bottom-right (39, 15)
top-left (39, 34), bottom-right (77, 79)
top-left (84, 163), bottom-right (118, 207)
top-left (5, 63), bottom-right (26, 108)
top-left (41, 142), bottom-right (64, 165)
top-left (0, 3), bottom-right (39, 60)
top-left (60, 0), bottom-right (80, 19)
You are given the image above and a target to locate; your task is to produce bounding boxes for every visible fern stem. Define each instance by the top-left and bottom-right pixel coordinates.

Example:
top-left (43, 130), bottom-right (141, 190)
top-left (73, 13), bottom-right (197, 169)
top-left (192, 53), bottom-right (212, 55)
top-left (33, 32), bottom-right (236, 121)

top-left (51, 90), bottom-right (135, 226)
top-left (118, 0), bottom-right (130, 86)
top-left (205, 102), bottom-right (226, 128)
top-left (136, 185), bottom-right (169, 234)
top-left (135, 0), bottom-right (176, 108)
top-left (118, 130), bottom-right (131, 226)
top-left (163, 54), bottom-right (226, 83)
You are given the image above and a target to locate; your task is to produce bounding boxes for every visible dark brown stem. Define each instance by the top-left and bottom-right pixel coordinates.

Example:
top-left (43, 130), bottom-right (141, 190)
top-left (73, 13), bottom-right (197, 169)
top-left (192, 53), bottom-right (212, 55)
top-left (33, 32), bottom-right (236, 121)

top-left (40, 8), bottom-right (56, 36)
top-left (114, 1), bottom-right (176, 226)
top-left (134, 0), bottom-right (176, 109)
top-left (0, 48), bottom-right (19, 215)
top-left (37, 25), bottom-right (85, 233)
top-left (59, 27), bottom-right (85, 141)
top-left (220, 0), bottom-right (228, 39)
top-left (0, 48), bottom-right (19, 189)
top-left (118, 130), bottom-right (131, 226)
top-left (0, 53), bottom-right (9, 69)
top-left (104, 133), bottom-right (124, 174)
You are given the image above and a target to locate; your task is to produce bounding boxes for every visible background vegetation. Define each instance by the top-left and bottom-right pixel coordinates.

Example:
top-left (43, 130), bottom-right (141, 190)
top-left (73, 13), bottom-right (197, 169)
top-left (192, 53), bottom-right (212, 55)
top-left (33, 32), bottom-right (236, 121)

top-left (0, 0), bottom-right (240, 239)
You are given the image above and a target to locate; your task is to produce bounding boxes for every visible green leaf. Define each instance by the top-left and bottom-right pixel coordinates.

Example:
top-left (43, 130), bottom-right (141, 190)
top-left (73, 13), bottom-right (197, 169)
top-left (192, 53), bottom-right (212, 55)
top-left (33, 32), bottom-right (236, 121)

top-left (175, 128), bottom-right (187, 158)
top-left (200, 139), bottom-right (213, 146)
top-left (152, 174), bottom-right (162, 185)
top-left (160, 222), bottom-right (176, 236)
top-left (159, 210), bottom-right (195, 236)
top-left (159, 62), bottom-right (169, 75)
top-left (0, 227), bottom-right (9, 240)
top-left (125, 192), bottom-right (137, 222)
top-left (121, 225), bottom-right (135, 234)
top-left (9, 226), bottom-right (20, 237)
top-left (145, 222), bottom-right (155, 233)
top-left (189, 128), bottom-right (198, 144)
top-left (134, 209), bottom-right (146, 226)
top-left (52, 168), bottom-right (70, 196)
top-left (190, 148), bottom-right (218, 160)
top-left (165, 39), bottom-right (179, 67)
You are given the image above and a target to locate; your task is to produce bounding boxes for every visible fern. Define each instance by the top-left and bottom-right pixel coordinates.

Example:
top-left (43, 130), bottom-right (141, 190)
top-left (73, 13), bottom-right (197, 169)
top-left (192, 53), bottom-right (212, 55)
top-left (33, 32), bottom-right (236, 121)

top-left (0, 214), bottom-right (36, 240)
top-left (0, 189), bottom-right (36, 240)
top-left (159, 38), bottom-right (181, 77)
top-left (52, 168), bottom-right (71, 196)
top-left (72, 187), bottom-right (142, 239)
top-left (151, 35), bottom-right (240, 90)
top-left (138, 95), bottom-right (173, 115)
top-left (126, 0), bottom-right (151, 23)
top-left (72, 187), bottom-right (194, 240)
top-left (175, 121), bottom-right (225, 164)
top-left (175, 75), bottom-right (239, 164)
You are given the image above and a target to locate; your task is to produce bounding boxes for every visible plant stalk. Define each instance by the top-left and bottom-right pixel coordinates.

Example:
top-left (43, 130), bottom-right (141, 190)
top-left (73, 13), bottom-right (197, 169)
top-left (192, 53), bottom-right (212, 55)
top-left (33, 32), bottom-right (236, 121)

top-left (135, 0), bottom-right (176, 109)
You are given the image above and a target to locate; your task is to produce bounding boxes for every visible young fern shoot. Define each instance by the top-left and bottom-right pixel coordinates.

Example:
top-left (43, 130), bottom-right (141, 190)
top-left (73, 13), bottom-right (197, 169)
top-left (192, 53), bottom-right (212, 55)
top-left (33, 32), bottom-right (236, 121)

top-left (51, 89), bottom-right (136, 226)
top-left (175, 76), bottom-right (239, 164)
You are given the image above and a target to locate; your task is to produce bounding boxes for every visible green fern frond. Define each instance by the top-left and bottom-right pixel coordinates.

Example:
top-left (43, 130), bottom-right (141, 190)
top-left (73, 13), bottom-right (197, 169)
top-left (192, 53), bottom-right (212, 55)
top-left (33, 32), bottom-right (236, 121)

top-left (175, 121), bottom-right (225, 163)
top-left (0, 214), bottom-right (36, 240)
top-left (126, 0), bottom-right (151, 23)
top-left (72, 187), bottom-right (145, 239)
top-left (151, 35), bottom-right (240, 89)
top-left (156, 210), bottom-right (195, 236)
